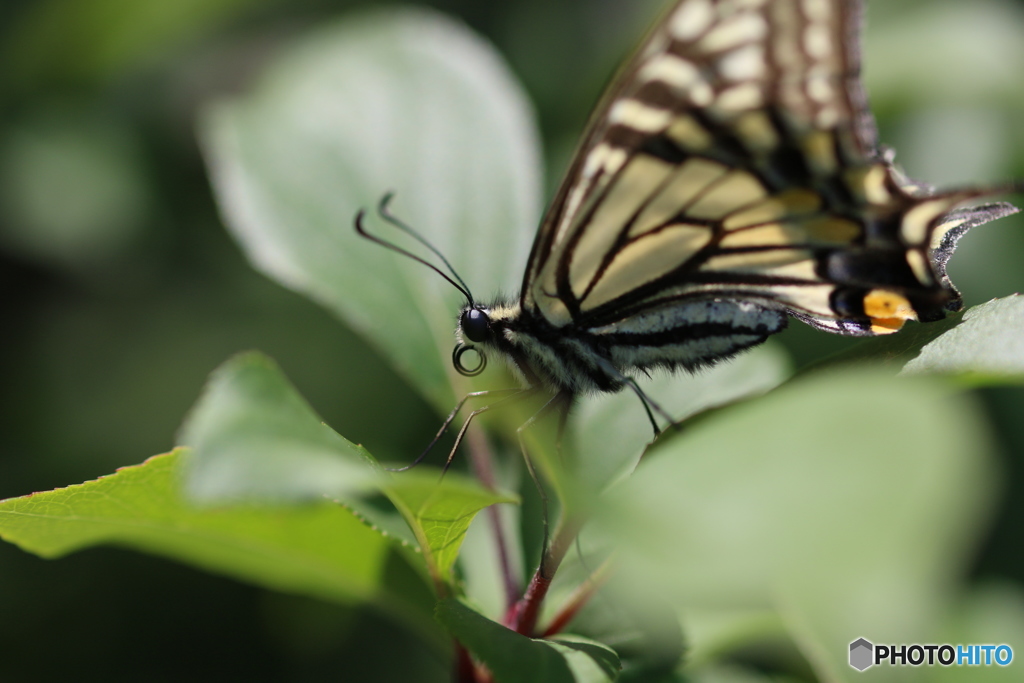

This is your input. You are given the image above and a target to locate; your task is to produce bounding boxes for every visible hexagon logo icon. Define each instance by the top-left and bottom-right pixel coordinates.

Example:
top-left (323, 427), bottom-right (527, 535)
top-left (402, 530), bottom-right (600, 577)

top-left (850, 638), bottom-right (874, 671)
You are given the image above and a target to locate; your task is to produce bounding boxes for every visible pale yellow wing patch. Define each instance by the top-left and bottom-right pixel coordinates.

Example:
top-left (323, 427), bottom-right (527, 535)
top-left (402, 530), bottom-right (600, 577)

top-left (582, 225), bottom-right (712, 311)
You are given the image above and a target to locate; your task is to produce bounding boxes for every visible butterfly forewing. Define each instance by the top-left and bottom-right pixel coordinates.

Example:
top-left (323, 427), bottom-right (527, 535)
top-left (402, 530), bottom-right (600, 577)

top-left (520, 0), bottom-right (1010, 344)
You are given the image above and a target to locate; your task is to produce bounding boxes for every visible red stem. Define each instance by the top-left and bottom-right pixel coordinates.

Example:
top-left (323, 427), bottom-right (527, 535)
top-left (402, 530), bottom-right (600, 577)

top-left (454, 642), bottom-right (476, 683)
top-left (504, 516), bottom-right (583, 635)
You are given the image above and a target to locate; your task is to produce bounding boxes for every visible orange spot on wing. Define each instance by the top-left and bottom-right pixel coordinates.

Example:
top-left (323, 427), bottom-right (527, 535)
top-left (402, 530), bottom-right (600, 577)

top-left (870, 317), bottom-right (907, 334)
top-left (863, 289), bottom-right (917, 335)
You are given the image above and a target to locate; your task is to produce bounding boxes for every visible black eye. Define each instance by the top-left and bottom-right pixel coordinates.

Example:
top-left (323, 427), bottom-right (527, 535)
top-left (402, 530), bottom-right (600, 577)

top-left (461, 308), bottom-right (490, 343)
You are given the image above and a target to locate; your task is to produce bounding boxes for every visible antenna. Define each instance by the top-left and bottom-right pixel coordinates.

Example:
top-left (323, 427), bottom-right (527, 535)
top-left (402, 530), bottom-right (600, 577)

top-left (354, 193), bottom-right (475, 305)
top-left (376, 193), bottom-right (476, 303)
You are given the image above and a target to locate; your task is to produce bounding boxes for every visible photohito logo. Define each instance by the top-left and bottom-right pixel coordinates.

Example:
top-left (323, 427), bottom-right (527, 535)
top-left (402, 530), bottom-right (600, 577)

top-left (849, 638), bottom-right (1013, 671)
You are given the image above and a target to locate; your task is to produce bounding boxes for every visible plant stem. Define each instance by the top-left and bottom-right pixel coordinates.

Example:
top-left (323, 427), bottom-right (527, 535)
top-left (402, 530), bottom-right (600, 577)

top-left (466, 426), bottom-right (521, 610)
top-left (454, 642), bottom-right (476, 683)
top-left (505, 514), bottom-right (584, 636)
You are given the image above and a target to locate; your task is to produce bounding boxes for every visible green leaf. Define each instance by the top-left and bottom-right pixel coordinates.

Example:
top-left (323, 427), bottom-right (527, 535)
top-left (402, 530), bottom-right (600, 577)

top-left (804, 311), bottom-right (962, 371)
top-left (436, 598), bottom-right (621, 683)
top-left (595, 368), bottom-right (998, 683)
top-left (865, 0), bottom-right (1024, 108)
top-left (935, 583), bottom-right (1024, 683)
top-left (501, 344), bottom-right (789, 522)
top-left (901, 296), bottom-right (1024, 383)
top-left (569, 343), bottom-right (790, 495)
top-left (180, 350), bottom-right (516, 584)
top-left (387, 472), bottom-right (517, 583)
top-left (180, 351), bottom-right (381, 503)
top-left (0, 449), bottom-right (441, 640)
top-left (199, 8), bottom-right (542, 411)
top-left (574, 591), bottom-right (687, 683)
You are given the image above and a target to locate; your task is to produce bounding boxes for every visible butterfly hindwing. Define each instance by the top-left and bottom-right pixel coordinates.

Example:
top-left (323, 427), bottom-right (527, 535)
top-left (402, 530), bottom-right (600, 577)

top-left (519, 0), bottom-right (1016, 349)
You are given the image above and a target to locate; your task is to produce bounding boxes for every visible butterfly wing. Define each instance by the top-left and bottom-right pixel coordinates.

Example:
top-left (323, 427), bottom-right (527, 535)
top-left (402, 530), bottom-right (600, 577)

top-left (520, 0), bottom-right (1017, 341)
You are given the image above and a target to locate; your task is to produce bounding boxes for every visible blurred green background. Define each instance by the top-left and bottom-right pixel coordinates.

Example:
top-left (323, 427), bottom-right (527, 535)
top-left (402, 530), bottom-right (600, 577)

top-left (1, 0), bottom-right (1023, 679)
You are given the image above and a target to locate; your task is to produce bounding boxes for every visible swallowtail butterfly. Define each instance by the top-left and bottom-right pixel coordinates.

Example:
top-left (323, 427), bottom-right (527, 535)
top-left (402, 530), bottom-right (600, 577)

top-left (362, 0), bottom-right (1019, 439)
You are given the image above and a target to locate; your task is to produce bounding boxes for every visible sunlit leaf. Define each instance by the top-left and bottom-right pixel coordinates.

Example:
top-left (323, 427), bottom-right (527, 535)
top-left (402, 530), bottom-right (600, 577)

top-left (388, 474), bottom-right (517, 582)
top-left (200, 8), bottom-right (542, 410)
top-left (180, 350), bottom-right (516, 582)
top-left (180, 351), bottom-right (381, 504)
top-left (0, 449), bottom-right (442, 642)
top-left (902, 296), bottom-right (1024, 383)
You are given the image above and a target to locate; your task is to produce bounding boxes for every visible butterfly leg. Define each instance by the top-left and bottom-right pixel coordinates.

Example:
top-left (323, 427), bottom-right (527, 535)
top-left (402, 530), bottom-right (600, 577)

top-left (625, 378), bottom-right (662, 437)
top-left (387, 388), bottom-right (523, 472)
top-left (594, 357), bottom-right (677, 437)
top-left (506, 391), bottom-right (577, 636)
top-left (515, 391), bottom-right (573, 577)
top-left (440, 388), bottom-right (536, 474)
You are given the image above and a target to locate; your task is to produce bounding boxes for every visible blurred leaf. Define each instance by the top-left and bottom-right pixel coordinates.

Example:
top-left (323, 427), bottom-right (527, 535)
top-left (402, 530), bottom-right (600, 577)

top-left (500, 344), bottom-right (789, 522)
top-left (1, 0), bottom-right (269, 89)
top-left (686, 666), bottom-right (803, 683)
top-left (0, 112), bottom-right (150, 267)
top-left (901, 296), bottom-right (1024, 383)
top-left (595, 369), bottom-right (997, 683)
top-left (436, 598), bottom-right (620, 683)
top-left (200, 8), bottom-right (542, 411)
top-left (865, 0), bottom-right (1024, 108)
top-left (180, 350), bottom-right (516, 583)
top-left (180, 351), bottom-right (381, 504)
top-left (890, 106), bottom-right (1013, 188)
top-left (936, 583), bottom-right (1024, 683)
top-left (0, 449), bottom-right (443, 641)
top-left (572, 591), bottom-right (687, 683)
top-left (677, 608), bottom-right (790, 672)
top-left (569, 343), bottom-right (790, 496)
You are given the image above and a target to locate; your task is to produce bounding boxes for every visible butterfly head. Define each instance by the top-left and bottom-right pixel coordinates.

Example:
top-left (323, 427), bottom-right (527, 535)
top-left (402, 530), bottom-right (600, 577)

top-left (355, 194), bottom-right (501, 377)
top-left (452, 307), bottom-right (490, 377)
top-left (454, 302), bottom-right (500, 377)
top-left (460, 307), bottom-right (492, 344)
top-left (453, 300), bottom-right (524, 378)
